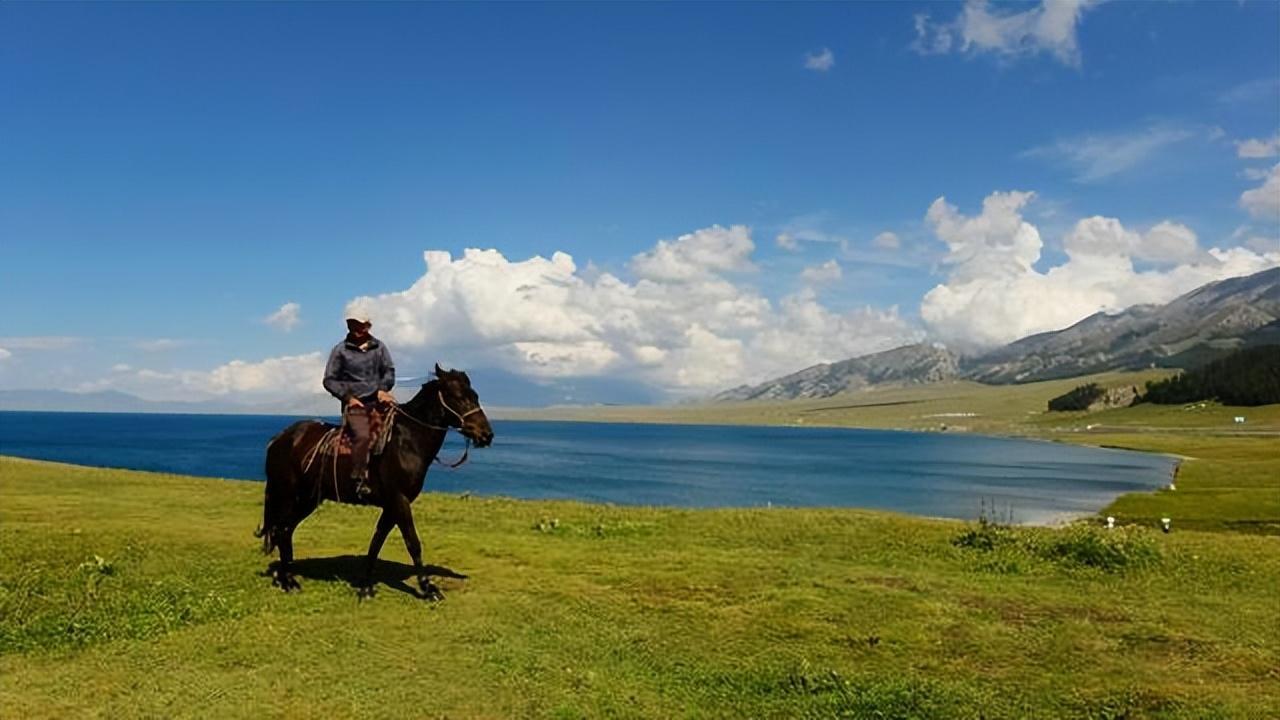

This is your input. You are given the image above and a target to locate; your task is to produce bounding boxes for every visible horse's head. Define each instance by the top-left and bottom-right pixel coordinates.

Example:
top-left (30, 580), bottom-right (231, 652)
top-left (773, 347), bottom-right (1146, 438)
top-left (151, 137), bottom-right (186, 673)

top-left (429, 363), bottom-right (493, 448)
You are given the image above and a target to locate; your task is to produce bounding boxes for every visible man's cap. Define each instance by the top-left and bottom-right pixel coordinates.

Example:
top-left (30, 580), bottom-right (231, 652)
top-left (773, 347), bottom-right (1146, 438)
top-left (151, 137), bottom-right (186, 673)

top-left (345, 311), bottom-right (372, 325)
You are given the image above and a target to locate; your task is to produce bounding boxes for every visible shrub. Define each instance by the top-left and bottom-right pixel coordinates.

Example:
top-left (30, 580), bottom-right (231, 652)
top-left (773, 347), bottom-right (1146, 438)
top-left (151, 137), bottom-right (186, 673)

top-left (954, 520), bottom-right (1162, 574)
top-left (952, 515), bottom-right (1016, 552)
top-left (1031, 525), bottom-right (1161, 572)
top-left (1048, 383), bottom-right (1105, 412)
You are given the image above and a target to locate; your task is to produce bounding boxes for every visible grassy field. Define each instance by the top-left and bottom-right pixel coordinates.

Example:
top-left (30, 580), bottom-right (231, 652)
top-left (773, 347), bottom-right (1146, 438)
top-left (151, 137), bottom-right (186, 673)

top-left (2, 373), bottom-right (1278, 717)
top-left (2, 449), bottom-right (1279, 717)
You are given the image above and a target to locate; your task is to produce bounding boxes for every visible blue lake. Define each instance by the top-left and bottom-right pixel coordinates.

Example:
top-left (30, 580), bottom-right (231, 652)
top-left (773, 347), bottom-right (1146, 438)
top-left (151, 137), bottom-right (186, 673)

top-left (0, 411), bottom-right (1175, 524)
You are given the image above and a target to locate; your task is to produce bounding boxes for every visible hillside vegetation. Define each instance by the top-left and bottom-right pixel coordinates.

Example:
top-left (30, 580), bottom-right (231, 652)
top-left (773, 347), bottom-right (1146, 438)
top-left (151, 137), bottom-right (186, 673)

top-left (1142, 345), bottom-right (1280, 407)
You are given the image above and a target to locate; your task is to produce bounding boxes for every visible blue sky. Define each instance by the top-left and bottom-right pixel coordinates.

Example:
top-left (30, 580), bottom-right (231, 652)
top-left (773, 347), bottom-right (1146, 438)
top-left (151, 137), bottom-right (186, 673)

top-left (1, 1), bottom-right (1278, 404)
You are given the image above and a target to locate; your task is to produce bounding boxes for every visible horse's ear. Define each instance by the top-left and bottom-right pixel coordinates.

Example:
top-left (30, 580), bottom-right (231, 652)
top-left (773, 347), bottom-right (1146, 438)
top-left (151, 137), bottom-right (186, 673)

top-left (434, 362), bottom-right (444, 377)
top-left (461, 371), bottom-right (470, 384)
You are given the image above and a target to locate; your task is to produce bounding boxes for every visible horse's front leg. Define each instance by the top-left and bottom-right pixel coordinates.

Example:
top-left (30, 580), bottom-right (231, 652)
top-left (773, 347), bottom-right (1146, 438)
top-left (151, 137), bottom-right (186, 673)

top-left (357, 509), bottom-right (396, 599)
top-left (390, 493), bottom-right (441, 601)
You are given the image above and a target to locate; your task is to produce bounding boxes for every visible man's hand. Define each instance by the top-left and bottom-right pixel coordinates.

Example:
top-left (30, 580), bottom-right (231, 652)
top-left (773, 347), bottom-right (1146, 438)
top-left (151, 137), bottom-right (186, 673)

top-left (376, 390), bottom-right (396, 405)
top-left (347, 396), bottom-right (364, 409)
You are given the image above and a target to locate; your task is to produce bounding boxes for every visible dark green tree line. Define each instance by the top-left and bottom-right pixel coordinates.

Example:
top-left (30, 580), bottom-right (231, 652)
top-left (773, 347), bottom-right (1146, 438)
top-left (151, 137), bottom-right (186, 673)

top-left (1142, 345), bottom-right (1280, 407)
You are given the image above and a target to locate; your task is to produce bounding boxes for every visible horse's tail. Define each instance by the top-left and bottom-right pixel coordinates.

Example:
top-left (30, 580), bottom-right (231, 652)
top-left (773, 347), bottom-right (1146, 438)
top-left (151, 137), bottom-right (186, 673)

top-left (257, 464), bottom-right (279, 556)
top-left (257, 424), bottom-right (299, 555)
top-left (254, 497), bottom-right (274, 554)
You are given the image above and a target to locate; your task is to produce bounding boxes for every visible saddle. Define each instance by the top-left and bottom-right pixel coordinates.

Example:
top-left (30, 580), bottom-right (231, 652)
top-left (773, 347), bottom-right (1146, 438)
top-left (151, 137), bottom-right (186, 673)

top-left (337, 405), bottom-right (395, 455)
top-left (302, 404), bottom-right (397, 475)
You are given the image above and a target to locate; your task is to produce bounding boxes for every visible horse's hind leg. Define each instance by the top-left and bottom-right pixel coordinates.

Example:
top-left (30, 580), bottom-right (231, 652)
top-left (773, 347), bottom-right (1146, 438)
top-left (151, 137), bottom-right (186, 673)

top-left (271, 497), bottom-right (318, 592)
top-left (273, 525), bottom-right (302, 592)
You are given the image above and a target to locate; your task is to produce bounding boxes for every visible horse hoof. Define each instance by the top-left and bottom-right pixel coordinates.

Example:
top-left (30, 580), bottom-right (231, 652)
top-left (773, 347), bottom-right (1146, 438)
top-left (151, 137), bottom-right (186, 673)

top-left (356, 584), bottom-right (377, 600)
top-left (419, 581), bottom-right (443, 602)
top-left (274, 574), bottom-right (301, 592)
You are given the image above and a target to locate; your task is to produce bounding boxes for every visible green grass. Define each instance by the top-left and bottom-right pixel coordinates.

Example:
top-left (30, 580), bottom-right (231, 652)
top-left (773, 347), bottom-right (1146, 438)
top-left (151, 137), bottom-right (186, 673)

top-left (2, 455), bottom-right (1278, 718)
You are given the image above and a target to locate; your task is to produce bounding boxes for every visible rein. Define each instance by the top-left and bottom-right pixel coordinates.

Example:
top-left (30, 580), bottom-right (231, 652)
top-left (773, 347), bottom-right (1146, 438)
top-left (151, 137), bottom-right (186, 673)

top-left (392, 392), bottom-right (480, 468)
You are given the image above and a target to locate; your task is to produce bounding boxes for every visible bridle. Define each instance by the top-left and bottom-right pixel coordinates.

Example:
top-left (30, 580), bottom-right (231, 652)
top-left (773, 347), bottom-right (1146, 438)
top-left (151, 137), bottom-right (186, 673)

top-left (437, 391), bottom-right (483, 424)
top-left (391, 390), bottom-right (484, 468)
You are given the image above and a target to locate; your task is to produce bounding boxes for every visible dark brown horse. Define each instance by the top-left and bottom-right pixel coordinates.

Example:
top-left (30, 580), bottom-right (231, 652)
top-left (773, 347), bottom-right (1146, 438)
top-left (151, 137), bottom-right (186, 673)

top-left (258, 364), bottom-right (493, 599)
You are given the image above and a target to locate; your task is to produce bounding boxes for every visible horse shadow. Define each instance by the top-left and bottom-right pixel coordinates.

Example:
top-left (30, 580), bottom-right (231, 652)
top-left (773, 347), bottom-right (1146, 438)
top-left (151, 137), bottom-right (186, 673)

top-left (270, 554), bottom-right (468, 599)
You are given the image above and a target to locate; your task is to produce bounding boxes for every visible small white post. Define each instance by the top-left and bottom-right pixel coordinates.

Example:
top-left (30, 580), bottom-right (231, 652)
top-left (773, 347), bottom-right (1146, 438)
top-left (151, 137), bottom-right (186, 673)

top-left (1160, 517), bottom-right (1171, 533)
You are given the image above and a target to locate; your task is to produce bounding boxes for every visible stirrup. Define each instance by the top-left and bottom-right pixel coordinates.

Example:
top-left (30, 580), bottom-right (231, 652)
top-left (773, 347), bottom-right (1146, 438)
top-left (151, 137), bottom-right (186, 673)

top-left (354, 478), bottom-right (372, 498)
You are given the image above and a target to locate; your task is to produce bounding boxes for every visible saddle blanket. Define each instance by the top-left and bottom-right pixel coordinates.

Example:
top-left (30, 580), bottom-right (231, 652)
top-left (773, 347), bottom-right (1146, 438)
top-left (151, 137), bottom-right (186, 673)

top-left (302, 405), bottom-right (396, 474)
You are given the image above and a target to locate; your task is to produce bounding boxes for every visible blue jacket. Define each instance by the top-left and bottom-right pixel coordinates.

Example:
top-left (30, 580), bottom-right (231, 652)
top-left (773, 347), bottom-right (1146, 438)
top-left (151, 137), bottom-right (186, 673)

top-left (323, 335), bottom-right (395, 403)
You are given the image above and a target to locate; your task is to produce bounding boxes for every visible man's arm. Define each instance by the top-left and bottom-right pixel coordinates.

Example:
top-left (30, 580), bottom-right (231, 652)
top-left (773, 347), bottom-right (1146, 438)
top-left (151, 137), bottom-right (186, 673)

top-left (379, 345), bottom-right (396, 392)
top-left (322, 346), bottom-right (355, 401)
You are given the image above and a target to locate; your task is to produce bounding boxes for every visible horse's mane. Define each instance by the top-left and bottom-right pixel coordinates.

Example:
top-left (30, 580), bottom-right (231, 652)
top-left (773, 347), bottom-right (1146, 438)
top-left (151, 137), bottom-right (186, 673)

top-left (401, 379), bottom-right (441, 419)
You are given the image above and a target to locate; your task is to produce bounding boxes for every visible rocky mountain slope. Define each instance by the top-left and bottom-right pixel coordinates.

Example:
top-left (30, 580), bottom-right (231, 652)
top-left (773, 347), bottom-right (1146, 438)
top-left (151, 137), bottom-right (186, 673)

top-left (714, 343), bottom-right (960, 402)
top-left (966, 267), bottom-right (1280, 383)
top-left (716, 267), bottom-right (1279, 401)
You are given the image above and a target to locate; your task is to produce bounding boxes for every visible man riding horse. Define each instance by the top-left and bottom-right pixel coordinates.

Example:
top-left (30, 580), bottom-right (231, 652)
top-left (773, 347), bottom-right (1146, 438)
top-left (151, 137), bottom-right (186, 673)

top-left (323, 311), bottom-right (396, 498)
top-left (263, 351), bottom-right (493, 597)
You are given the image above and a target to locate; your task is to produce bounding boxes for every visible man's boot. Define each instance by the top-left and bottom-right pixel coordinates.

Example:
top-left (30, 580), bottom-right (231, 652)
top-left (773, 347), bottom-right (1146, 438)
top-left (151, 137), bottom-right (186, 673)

top-left (348, 405), bottom-right (374, 499)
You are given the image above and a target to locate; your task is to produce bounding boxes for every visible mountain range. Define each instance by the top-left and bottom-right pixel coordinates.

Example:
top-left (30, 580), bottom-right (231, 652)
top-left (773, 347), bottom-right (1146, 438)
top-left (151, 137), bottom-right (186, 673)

top-left (716, 266), bottom-right (1280, 402)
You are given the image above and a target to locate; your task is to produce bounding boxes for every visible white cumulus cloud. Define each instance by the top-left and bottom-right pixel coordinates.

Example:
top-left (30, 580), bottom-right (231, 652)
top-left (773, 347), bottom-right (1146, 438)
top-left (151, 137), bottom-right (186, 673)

top-left (800, 260), bottom-right (843, 285)
top-left (264, 302), bottom-right (302, 332)
top-left (1240, 163), bottom-right (1280, 220)
top-left (913, 0), bottom-right (1097, 67)
top-left (873, 232), bottom-right (901, 250)
top-left (629, 225), bottom-right (756, 282)
top-left (1236, 134), bottom-right (1280, 159)
top-left (135, 338), bottom-right (189, 352)
top-left (342, 225), bottom-right (919, 392)
top-left (920, 191), bottom-right (1280, 347)
top-left (204, 352), bottom-right (326, 397)
top-left (804, 47), bottom-right (835, 72)
top-left (1245, 235), bottom-right (1279, 254)
top-left (85, 352), bottom-right (328, 403)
